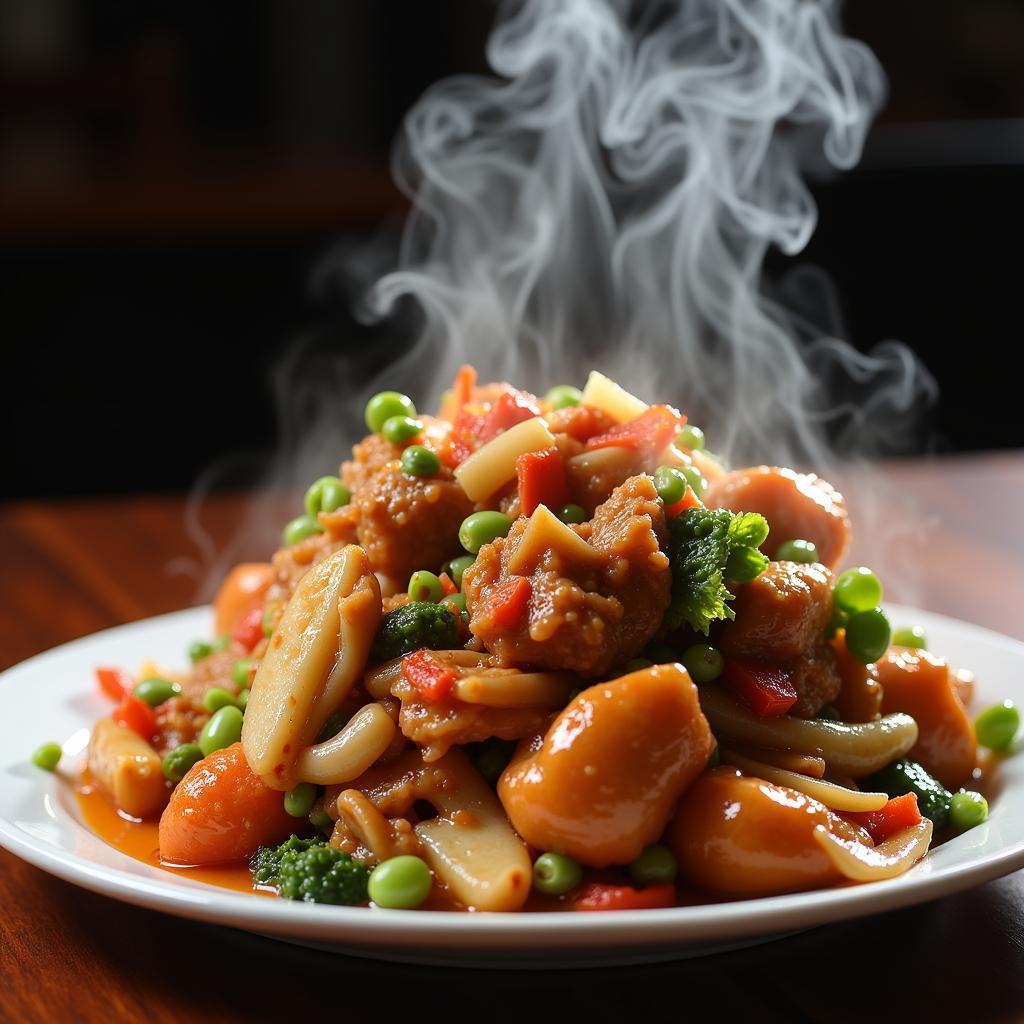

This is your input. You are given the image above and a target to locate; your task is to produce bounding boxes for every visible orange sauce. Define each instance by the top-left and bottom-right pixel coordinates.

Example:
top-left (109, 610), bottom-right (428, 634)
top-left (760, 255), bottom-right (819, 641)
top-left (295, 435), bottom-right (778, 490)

top-left (75, 774), bottom-right (271, 897)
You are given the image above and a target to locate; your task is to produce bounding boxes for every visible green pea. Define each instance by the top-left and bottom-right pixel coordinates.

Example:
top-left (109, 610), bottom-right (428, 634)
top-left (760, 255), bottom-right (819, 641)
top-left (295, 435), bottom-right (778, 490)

top-left (304, 475), bottom-right (351, 516)
top-left (628, 843), bottom-right (678, 887)
top-left (162, 743), bottom-right (203, 782)
top-left (441, 593), bottom-right (467, 616)
top-left (365, 391), bottom-right (417, 434)
top-left (676, 424), bottom-right (706, 451)
top-left (284, 782), bottom-right (318, 818)
top-left (188, 640), bottom-right (213, 663)
top-left (408, 570), bottom-right (444, 603)
top-left (203, 687), bottom-right (238, 713)
top-left (775, 539), bottom-right (819, 564)
top-left (680, 464), bottom-right (707, 499)
top-left (198, 705), bottom-right (244, 757)
top-left (950, 790), bottom-right (989, 831)
top-left (282, 513), bottom-right (324, 547)
top-left (447, 554), bottom-right (475, 589)
top-left (236, 688), bottom-right (250, 711)
top-left (532, 852), bottom-right (582, 896)
top-left (400, 444), bottom-right (441, 477)
top-left (211, 633), bottom-right (231, 653)
top-left (459, 511), bottom-right (513, 554)
top-left (310, 808), bottom-right (334, 834)
top-left (644, 643), bottom-right (678, 663)
top-left (32, 742), bottom-right (62, 772)
top-left (557, 503), bottom-right (587, 525)
top-left (892, 625), bottom-right (927, 650)
top-left (725, 546), bottom-right (769, 584)
top-left (624, 657), bottom-right (653, 673)
top-left (817, 705), bottom-right (842, 722)
top-left (134, 677), bottom-right (181, 708)
top-left (975, 700), bottom-right (1020, 751)
top-left (825, 606), bottom-right (849, 639)
top-left (382, 415), bottom-right (423, 444)
top-left (653, 465), bottom-right (687, 506)
top-left (845, 607), bottom-right (891, 664)
top-left (232, 660), bottom-right (254, 688)
top-left (368, 855), bottom-right (433, 909)
top-left (545, 385), bottom-right (583, 410)
top-left (682, 643), bottom-right (723, 684)
top-left (833, 567), bottom-right (883, 615)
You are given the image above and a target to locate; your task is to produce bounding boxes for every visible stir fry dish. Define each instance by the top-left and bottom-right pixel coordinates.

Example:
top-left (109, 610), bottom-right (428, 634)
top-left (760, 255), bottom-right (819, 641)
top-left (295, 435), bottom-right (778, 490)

top-left (40, 367), bottom-right (1015, 912)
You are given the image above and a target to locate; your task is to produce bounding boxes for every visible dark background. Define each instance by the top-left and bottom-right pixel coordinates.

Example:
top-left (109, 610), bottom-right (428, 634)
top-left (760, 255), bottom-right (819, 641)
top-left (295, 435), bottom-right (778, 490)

top-left (1, 1), bottom-right (1021, 501)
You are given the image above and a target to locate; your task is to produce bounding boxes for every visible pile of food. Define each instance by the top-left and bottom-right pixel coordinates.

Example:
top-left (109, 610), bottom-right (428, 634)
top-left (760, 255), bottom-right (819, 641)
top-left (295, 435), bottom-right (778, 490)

top-left (40, 367), bottom-right (1015, 912)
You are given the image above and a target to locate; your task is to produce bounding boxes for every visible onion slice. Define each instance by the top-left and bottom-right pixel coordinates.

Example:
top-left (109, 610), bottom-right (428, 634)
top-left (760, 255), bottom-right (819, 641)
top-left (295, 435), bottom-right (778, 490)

top-left (813, 819), bottom-right (933, 882)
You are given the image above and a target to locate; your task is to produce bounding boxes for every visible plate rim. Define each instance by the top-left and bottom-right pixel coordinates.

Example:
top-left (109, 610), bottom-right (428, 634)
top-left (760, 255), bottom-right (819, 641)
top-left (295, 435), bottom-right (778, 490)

top-left (2, 603), bottom-right (1024, 951)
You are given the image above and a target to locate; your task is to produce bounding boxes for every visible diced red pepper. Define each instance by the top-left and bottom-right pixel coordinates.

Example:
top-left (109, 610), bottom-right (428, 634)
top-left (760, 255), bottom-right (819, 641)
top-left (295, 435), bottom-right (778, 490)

top-left (482, 575), bottom-right (532, 629)
top-left (112, 694), bottom-right (157, 742)
top-left (585, 405), bottom-right (685, 457)
top-left (232, 605), bottom-right (264, 652)
top-left (96, 666), bottom-right (132, 702)
top-left (721, 658), bottom-right (798, 717)
top-left (847, 793), bottom-right (922, 844)
top-left (477, 389), bottom-right (541, 445)
top-left (574, 882), bottom-right (676, 912)
top-left (403, 649), bottom-right (459, 703)
top-left (665, 486), bottom-right (703, 517)
top-left (516, 446), bottom-right (570, 516)
top-left (438, 572), bottom-right (458, 597)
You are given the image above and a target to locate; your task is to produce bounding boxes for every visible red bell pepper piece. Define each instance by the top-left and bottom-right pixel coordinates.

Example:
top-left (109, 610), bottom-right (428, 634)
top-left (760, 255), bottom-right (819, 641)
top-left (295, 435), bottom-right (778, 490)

top-left (585, 405), bottom-right (685, 457)
top-left (232, 605), bottom-right (264, 652)
top-left (477, 389), bottom-right (541, 445)
top-left (403, 649), bottom-right (459, 703)
top-left (574, 882), bottom-right (676, 912)
top-left (516, 446), bottom-right (570, 516)
top-left (112, 694), bottom-right (157, 742)
top-left (664, 486), bottom-right (703, 517)
top-left (482, 576), bottom-right (532, 628)
top-left (96, 666), bottom-right (133, 702)
top-left (438, 572), bottom-right (458, 596)
top-left (847, 793), bottom-right (922, 844)
top-left (721, 658), bottom-right (798, 717)
top-left (451, 364), bottom-right (477, 412)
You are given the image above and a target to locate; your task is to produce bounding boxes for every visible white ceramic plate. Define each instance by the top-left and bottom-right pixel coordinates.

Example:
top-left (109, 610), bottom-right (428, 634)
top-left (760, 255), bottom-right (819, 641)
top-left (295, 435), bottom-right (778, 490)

top-left (1, 604), bottom-right (1023, 968)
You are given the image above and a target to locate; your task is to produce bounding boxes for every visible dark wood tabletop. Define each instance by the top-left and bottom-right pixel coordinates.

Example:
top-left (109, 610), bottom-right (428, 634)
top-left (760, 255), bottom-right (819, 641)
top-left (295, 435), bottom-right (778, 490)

top-left (2, 453), bottom-right (1023, 1024)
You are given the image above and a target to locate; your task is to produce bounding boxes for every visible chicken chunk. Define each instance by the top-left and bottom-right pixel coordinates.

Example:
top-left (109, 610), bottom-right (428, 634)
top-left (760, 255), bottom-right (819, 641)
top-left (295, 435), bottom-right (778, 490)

top-left (464, 475), bottom-right (671, 676)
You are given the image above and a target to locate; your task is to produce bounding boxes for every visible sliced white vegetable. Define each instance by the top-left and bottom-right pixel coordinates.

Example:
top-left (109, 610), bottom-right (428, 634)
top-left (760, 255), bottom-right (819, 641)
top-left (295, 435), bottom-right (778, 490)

top-left (579, 370), bottom-right (648, 423)
top-left (454, 417), bottom-right (556, 502)
top-left (813, 819), bottom-right (933, 881)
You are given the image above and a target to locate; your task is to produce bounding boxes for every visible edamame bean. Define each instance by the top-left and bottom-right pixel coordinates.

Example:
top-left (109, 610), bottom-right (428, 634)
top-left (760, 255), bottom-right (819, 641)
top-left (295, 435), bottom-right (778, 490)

top-left (408, 570), bottom-right (444, 603)
top-left (949, 790), bottom-right (988, 831)
top-left (892, 625), bottom-right (927, 649)
top-left (676, 424), bottom-right (706, 451)
top-left (368, 855), bottom-right (433, 909)
top-left (203, 687), bottom-right (238, 714)
top-left (447, 554), bottom-right (475, 589)
top-left (833, 567), bottom-right (883, 615)
top-left (400, 445), bottom-right (441, 477)
top-left (134, 677), bottom-right (182, 707)
top-left (680, 465), bottom-right (707, 499)
top-left (32, 742), bottom-right (62, 772)
top-left (188, 640), bottom-right (213, 663)
top-left (775, 539), bottom-right (819, 564)
top-left (459, 511), bottom-right (513, 554)
top-left (282, 513), bottom-right (324, 547)
top-left (304, 475), bottom-right (350, 516)
top-left (365, 391), bottom-right (416, 434)
top-left (162, 743), bottom-right (203, 782)
top-left (198, 705), bottom-right (244, 757)
top-left (545, 385), bottom-right (583, 410)
top-left (653, 465), bottom-right (687, 506)
top-left (845, 607), bottom-right (891, 664)
top-left (236, 688), bottom-right (250, 711)
top-left (441, 592), bottom-right (467, 615)
top-left (975, 700), bottom-right (1020, 751)
top-left (232, 660), bottom-right (254, 688)
top-left (532, 852), bottom-right (582, 896)
top-left (382, 415), bottom-right (423, 443)
top-left (284, 782), bottom-right (318, 818)
top-left (557, 503), bottom-right (586, 525)
top-left (682, 643), bottom-right (723, 683)
top-left (628, 844), bottom-right (678, 887)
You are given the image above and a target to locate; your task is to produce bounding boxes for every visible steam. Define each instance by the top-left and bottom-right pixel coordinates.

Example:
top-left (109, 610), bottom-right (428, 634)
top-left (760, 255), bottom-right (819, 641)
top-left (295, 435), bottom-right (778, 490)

top-left (185, 0), bottom-right (937, 599)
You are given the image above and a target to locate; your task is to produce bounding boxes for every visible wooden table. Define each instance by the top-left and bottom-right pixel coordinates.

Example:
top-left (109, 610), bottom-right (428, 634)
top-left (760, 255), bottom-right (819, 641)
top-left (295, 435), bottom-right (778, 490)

top-left (2, 454), bottom-right (1023, 1023)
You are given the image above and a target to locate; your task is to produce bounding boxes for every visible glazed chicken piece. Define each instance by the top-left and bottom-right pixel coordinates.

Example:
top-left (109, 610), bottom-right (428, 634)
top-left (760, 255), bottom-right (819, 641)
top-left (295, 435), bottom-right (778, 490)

top-left (464, 475), bottom-right (671, 676)
top-left (718, 560), bottom-right (839, 718)
top-left (705, 465), bottom-right (851, 569)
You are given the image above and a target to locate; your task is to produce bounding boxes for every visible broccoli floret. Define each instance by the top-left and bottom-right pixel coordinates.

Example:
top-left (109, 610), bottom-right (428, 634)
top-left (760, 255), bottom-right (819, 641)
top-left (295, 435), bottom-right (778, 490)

top-left (251, 834), bottom-right (370, 905)
top-left (664, 507), bottom-right (770, 635)
top-left (371, 600), bottom-right (460, 662)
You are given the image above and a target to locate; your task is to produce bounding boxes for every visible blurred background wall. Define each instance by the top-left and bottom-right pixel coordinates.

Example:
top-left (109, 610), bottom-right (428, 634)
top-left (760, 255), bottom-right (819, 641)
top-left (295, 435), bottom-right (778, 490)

top-left (1, 0), bottom-right (1021, 500)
